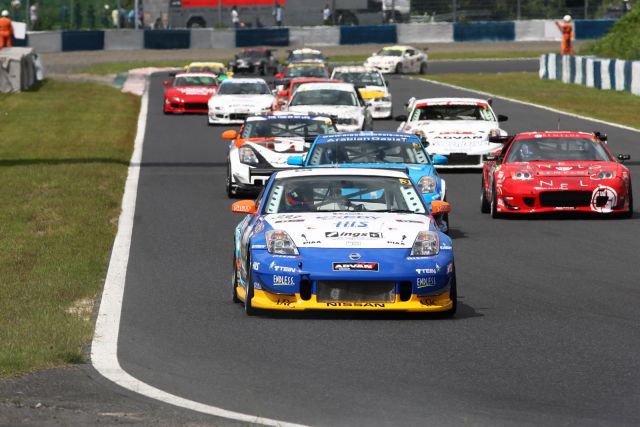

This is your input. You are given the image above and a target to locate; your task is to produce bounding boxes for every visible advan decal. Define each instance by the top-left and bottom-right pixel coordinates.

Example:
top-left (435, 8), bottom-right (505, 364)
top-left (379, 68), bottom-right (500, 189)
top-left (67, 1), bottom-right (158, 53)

top-left (590, 186), bottom-right (617, 213)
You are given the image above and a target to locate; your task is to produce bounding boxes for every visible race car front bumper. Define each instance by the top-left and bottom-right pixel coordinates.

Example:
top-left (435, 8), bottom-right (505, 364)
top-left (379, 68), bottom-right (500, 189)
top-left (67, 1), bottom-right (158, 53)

top-left (241, 247), bottom-right (455, 312)
top-left (367, 100), bottom-right (393, 119)
top-left (209, 108), bottom-right (271, 124)
top-left (495, 178), bottom-right (631, 215)
top-left (164, 99), bottom-right (209, 114)
top-left (367, 62), bottom-right (397, 74)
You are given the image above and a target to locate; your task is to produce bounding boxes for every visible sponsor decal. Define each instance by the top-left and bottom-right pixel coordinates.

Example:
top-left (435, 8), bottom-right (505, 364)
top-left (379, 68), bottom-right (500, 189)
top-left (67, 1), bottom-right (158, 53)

top-left (395, 219), bottom-right (423, 224)
top-left (416, 268), bottom-right (436, 274)
top-left (275, 298), bottom-right (295, 307)
top-left (325, 302), bottom-right (386, 307)
top-left (399, 178), bottom-right (411, 185)
top-left (386, 235), bottom-right (407, 246)
top-left (332, 262), bottom-right (379, 272)
top-left (274, 219), bottom-right (305, 223)
top-left (447, 263), bottom-right (454, 274)
top-left (590, 186), bottom-right (617, 213)
top-left (254, 281), bottom-right (262, 290)
top-left (335, 221), bottom-right (368, 228)
top-left (345, 241), bottom-right (362, 246)
top-left (417, 277), bottom-right (437, 288)
top-left (349, 253), bottom-right (362, 260)
top-left (253, 244), bottom-right (266, 249)
top-left (300, 234), bottom-right (321, 245)
top-left (252, 262), bottom-right (260, 270)
top-left (324, 231), bottom-right (382, 239)
top-left (269, 261), bottom-right (297, 273)
top-left (440, 244), bottom-right (452, 250)
top-left (273, 275), bottom-right (295, 286)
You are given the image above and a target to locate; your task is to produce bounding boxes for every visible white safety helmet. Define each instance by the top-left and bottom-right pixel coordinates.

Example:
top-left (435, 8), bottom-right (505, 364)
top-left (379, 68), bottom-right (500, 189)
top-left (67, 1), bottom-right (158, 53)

top-left (563, 15), bottom-right (572, 22)
top-left (1, 10), bottom-right (9, 16)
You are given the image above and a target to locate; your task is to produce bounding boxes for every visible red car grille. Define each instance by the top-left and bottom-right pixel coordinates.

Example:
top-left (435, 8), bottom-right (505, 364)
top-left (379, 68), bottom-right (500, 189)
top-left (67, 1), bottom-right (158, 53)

top-left (446, 153), bottom-right (481, 166)
top-left (539, 191), bottom-right (592, 207)
top-left (184, 103), bottom-right (208, 110)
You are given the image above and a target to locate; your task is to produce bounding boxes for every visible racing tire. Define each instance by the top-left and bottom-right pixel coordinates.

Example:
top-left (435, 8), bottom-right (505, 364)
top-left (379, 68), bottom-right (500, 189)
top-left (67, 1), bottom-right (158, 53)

top-left (490, 182), bottom-right (502, 219)
top-left (622, 183), bottom-right (633, 219)
top-left (480, 176), bottom-right (490, 213)
top-left (232, 253), bottom-right (241, 303)
top-left (395, 63), bottom-right (403, 74)
top-left (441, 268), bottom-right (457, 318)
top-left (419, 62), bottom-right (428, 74)
top-left (244, 255), bottom-right (258, 316)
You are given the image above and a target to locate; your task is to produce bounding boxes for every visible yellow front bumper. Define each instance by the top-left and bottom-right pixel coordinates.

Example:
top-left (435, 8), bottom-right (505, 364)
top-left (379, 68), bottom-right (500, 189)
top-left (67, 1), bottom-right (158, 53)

top-left (238, 287), bottom-right (453, 312)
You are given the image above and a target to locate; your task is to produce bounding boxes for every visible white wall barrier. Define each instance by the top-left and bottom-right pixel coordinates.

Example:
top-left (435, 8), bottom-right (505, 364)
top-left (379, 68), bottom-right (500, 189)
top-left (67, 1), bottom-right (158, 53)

top-left (541, 53), bottom-right (640, 96)
top-left (104, 30), bottom-right (144, 50)
top-left (289, 26), bottom-right (339, 46)
top-left (396, 23), bottom-right (453, 44)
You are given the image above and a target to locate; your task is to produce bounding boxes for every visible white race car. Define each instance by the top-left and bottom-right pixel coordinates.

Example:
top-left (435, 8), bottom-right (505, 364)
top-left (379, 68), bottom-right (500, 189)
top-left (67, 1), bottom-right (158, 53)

top-left (397, 97), bottom-right (509, 168)
top-left (330, 66), bottom-right (392, 119)
top-left (285, 82), bottom-right (373, 132)
top-left (208, 78), bottom-right (275, 125)
top-left (364, 45), bottom-right (428, 74)
top-left (222, 114), bottom-right (337, 197)
top-left (286, 48), bottom-right (326, 65)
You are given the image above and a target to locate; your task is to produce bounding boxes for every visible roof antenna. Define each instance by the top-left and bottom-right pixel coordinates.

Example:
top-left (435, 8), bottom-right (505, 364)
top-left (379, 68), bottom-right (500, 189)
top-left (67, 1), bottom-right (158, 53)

top-left (557, 117), bottom-right (561, 131)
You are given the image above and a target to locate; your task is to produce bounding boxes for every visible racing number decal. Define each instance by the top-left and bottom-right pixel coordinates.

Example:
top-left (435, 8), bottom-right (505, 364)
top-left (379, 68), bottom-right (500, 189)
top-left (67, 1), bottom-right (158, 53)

top-left (590, 186), bottom-right (618, 213)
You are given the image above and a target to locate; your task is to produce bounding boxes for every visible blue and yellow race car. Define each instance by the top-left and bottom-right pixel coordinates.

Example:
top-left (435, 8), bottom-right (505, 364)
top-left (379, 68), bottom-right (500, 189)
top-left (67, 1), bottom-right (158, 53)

top-left (287, 131), bottom-right (450, 231)
top-left (231, 168), bottom-right (456, 316)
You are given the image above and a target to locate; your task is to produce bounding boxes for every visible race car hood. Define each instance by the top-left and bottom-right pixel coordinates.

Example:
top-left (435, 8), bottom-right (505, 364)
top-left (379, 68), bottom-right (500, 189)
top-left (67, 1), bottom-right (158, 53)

top-left (287, 105), bottom-right (363, 118)
top-left (500, 161), bottom-right (622, 178)
top-left (366, 56), bottom-right (400, 66)
top-left (358, 86), bottom-right (388, 99)
top-left (166, 86), bottom-right (216, 100)
top-left (247, 138), bottom-right (311, 167)
top-left (401, 120), bottom-right (502, 154)
top-left (264, 212), bottom-right (434, 249)
top-left (208, 94), bottom-right (274, 108)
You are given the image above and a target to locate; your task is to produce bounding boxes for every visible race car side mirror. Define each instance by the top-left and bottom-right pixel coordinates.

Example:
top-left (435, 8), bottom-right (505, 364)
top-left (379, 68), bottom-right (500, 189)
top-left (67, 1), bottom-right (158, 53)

top-left (231, 200), bottom-right (257, 214)
top-left (431, 200), bottom-right (451, 215)
top-left (372, 52), bottom-right (377, 56)
top-left (275, 73), bottom-right (284, 79)
top-left (222, 130), bottom-right (238, 140)
top-left (497, 115), bottom-right (509, 122)
top-left (395, 114), bottom-right (408, 122)
top-left (485, 154), bottom-right (498, 161)
top-left (432, 155), bottom-right (448, 165)
top-left (278, 89), bottom-right (288, 97)
top-left (287, 155), bottom-right (305, 166)
top-left (617, 154), bottom-right (631, 163)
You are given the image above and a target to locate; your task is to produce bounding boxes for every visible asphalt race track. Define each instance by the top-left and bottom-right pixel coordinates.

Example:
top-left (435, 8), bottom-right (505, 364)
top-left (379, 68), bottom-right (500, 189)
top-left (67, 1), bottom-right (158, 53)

top-left (114, 66), bottom-right (640, 426)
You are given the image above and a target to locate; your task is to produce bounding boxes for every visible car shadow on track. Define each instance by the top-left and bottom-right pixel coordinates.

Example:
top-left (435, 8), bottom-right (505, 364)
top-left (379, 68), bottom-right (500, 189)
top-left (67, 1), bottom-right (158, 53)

top-left (256, 300), bottom-right (482, 321)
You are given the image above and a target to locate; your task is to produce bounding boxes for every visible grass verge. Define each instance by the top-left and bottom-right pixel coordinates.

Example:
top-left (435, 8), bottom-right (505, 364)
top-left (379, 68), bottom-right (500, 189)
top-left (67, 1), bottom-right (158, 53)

top-left (77, 60), bottom-right (224, 75)
top-left (0, 80), bottom-right (139, 376)
top-left (423, 72), bottom-right (640, 130)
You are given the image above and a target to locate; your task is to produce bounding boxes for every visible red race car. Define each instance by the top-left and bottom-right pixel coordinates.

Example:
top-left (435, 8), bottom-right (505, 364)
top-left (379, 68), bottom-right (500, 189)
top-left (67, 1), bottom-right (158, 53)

top-left (481, 131), bottom-right (633, 217)
top-left (272, 77), bottom-right (341, 111)
top-left (163, 72), bottom-right (218, 114)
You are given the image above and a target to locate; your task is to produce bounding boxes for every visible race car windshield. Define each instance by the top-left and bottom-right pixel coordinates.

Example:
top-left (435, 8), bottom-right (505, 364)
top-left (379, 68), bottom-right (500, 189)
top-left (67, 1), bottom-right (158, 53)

top-left (332, 72), bottom-right (384, 87)
top-left (410, 104), bottom-right (496, 121)
top-left (289, 53), bottom-right (324, 62)
top-left (217, 82), bottom-right (271, 95)
top-left (187, 66), bottom-right (225, 74)
top-left (241, 119), bottom-right (337, 144)
top-left (264, 176), bottom-right (426, 214)
top-left (505, 138), bottom-right (611, 162)
top-left (285, 66), bottom-right (328, 78)
top-left (239, 51), bottom-right (266, 58)
top-left (174, 76), bottom-right (218, 87)
top-left (306, 140), bottom-right (430, 165)
top-left (290, 89), bottom-right (358, 106)
top-left (377, 50), bottom-right (403, 57)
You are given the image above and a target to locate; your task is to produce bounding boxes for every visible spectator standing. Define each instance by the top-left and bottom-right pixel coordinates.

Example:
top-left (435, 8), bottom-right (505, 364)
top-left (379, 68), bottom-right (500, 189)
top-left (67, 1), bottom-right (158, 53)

top-left (273, 2), bottom-right (283, 27)
top-left (231, 6), bottom-right (239, 28)
top-left (322, 4), bottom-right (331, 25)
top-left (127, 8), bottom-right (134, 27)
top-left (555, 15), bottom-right (574, 55)
top-left (111, 6), bottom-right (119, 27)
top-left (623, 0), bottom-right (632, 14)
top-left (29, 2), bottom-right (38, 30)
top-left (0, 10), bottom-right (12, 48)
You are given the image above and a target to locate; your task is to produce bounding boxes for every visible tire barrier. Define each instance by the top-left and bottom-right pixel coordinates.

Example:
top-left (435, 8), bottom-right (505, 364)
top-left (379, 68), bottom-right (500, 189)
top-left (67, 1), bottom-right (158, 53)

top-left (236, 28), bottom-right (289, 47)
top-left (453, 21), bottom-right (515, 42)
top-left (340, 25), bottom-right (397, 45)
top-left (21, 19), bottom-right (621, 53)
top-left (61, 31), bottom-right (105, 51)
top-left (540, 53), bottom-right (640, 96)
top-left (144, 29), bottom-right (190, 49)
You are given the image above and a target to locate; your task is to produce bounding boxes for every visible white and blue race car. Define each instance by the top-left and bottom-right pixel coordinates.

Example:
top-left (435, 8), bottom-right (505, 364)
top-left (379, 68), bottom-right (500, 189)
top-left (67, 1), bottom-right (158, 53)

top-left (230, 168), bottom-right (456, 315)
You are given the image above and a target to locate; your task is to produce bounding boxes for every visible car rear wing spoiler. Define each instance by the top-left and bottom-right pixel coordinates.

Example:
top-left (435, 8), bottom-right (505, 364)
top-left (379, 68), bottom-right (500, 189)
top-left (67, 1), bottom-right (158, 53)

top-left (249, 167), bottom-right (296, 181)
top-left (488, 135), bottom-right (515, 145)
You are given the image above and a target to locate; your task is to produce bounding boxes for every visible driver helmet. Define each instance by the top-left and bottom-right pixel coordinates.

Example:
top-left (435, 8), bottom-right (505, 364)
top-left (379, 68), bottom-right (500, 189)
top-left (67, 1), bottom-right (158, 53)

top-left (519, 142), bottom-right (540, 161)
top-left (563, 15), bottom-right (572, 22)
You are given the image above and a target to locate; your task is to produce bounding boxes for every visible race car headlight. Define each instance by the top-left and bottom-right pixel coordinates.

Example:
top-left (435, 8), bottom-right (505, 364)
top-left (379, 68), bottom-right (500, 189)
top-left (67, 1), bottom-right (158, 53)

top-left (417, 176), bottom-right (437, 193)
top-left (265, 230), bottom-right (299, 255)
top-left (511, 170), bottom-right (533, 180)
top-left (410, 231), bottom-right (440, 257)
top-left (171, 96), bottom-right (184, 103)
top-left (380, 96), bottom-right (392, 102)
top-left (597, 170), bottom-right (615, 179)
top-left (239, 146), bottom-right (259, 165)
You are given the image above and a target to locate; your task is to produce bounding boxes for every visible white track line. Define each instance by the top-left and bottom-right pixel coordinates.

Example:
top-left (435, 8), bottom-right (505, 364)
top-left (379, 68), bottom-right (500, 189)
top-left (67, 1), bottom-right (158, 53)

top-left (414, 77), bottom-right (640, 133)
top-left (91, 80), bottom-right (307, 427)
